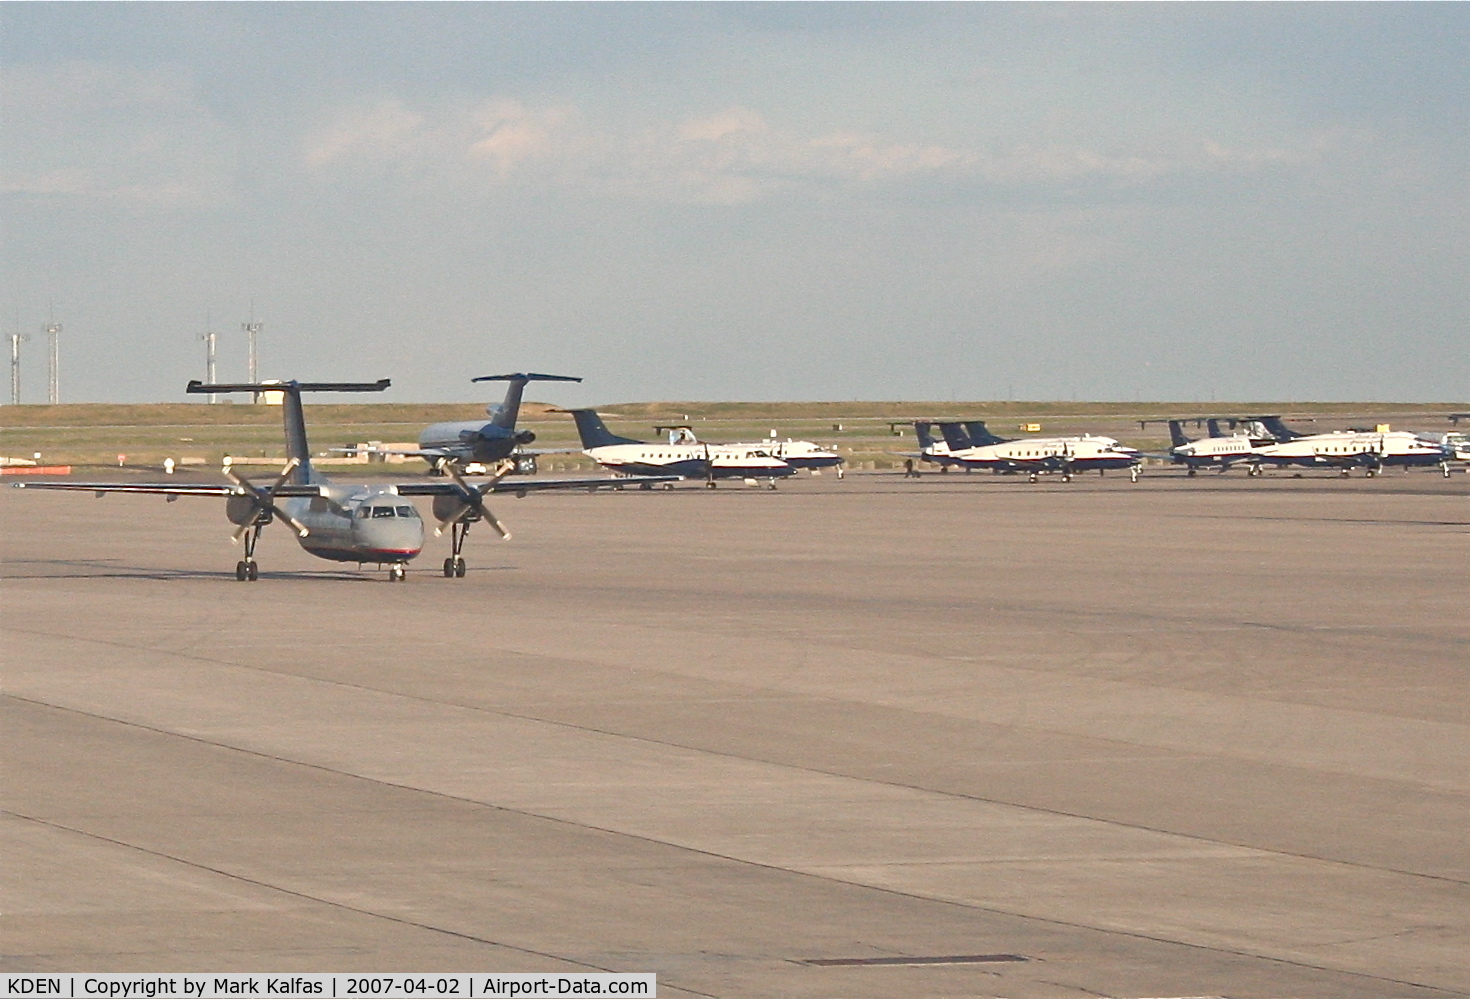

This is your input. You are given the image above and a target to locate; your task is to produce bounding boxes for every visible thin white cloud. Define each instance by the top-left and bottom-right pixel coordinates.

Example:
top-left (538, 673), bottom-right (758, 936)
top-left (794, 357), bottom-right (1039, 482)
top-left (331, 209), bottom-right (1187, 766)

top-left (1, 62), bottom-right (235, 206)
top-left (298, 96), bottom-right (1322, 204)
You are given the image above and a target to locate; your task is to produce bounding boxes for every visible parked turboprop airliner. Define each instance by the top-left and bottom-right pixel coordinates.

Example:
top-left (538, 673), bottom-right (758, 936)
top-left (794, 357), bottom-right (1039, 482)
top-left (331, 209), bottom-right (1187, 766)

top-left (654, 425), bottom-right (843, 473)
top-left (565, 410), bottom-right (795, 487)
top-left (913, 422), bottom-right (1141, 482)
top-left (1249, 430), bottom-right (1453, 476)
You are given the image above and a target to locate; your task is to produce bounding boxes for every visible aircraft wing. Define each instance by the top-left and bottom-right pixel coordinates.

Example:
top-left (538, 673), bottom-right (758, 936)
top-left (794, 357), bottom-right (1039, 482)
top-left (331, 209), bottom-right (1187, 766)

top-left (393, 474), bottom-right (680, 496)
top-left (11, 481), bottom-right (337, 498)
top-left (11, 481), bottom-right (240, 497)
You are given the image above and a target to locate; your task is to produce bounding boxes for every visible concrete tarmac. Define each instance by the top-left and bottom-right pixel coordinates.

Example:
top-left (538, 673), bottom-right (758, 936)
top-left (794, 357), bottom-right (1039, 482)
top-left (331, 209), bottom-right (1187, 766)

top-left (3, 469), bottom-right (1468, 998)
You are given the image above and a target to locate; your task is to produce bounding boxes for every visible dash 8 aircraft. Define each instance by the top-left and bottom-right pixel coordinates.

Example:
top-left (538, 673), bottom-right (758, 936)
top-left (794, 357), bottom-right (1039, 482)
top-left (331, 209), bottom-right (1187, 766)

top-left (13, 380), bottom-right (674, 582)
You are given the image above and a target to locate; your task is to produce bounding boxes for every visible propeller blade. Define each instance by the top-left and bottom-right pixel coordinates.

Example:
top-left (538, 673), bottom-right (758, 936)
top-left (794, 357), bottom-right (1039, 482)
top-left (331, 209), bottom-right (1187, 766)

top-left (436, 459), bottom-right (513, 540)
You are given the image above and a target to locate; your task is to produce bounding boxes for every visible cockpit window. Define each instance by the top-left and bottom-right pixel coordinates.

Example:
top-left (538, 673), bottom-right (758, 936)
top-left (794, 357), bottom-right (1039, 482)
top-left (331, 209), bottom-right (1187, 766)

top-left (395, 506), bottom-right (416, 518)
top-left (356, 506), bottom-right (370, 518)
top-left (371, 506), bottom-right (396, 518)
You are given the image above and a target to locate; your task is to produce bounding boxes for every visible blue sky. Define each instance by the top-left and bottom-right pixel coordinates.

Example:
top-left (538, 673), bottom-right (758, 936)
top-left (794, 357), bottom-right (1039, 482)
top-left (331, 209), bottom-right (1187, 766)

top-left (3, 3), bottom-right (1466, 404)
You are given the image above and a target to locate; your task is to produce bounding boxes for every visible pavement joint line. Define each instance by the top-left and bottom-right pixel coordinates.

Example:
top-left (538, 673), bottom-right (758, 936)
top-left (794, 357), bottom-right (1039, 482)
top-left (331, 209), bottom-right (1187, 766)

top-left (7, 695), bottom-right (1467, 997)
top-left (1, 808), bottom-right (669, 986)
top-left (5, 623), bottom-right (1468, 891)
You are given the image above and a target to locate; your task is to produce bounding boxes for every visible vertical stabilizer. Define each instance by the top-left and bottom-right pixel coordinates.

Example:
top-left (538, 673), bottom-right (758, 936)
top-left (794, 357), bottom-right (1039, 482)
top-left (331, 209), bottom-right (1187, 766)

top-left (939, 422), bottom-right (972, 451)
top-left (563, 409), bottom-right (642, 449)
top-left (471, 373), bottom-right (583, 430)
top-left (1256, 416), bottom-right (1304, 441)
top-left (1168, 420), bottom-right (1193, 448)
top-left (1206, 419), bottom-right (1225, 438)
top-left (187, 379), bottom-right (390, 484)
top-left (915, 422), bottom-right (939, 450)
top-left (963, 420), bottom-right (1008, 446)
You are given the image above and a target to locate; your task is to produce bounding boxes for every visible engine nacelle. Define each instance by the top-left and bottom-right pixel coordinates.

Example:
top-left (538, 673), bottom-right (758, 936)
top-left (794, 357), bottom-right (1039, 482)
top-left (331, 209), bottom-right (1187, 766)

top-left (432, 494), bottom-right (475, 523)
top-left (226, 494), bottom-right (263, 526)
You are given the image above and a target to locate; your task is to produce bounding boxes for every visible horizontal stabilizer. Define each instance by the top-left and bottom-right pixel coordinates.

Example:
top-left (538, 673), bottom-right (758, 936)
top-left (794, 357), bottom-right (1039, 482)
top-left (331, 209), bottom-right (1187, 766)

top-left (470, 373), bottom-right (582, 384)
top-left (187, 380), bottom-right (390, 395)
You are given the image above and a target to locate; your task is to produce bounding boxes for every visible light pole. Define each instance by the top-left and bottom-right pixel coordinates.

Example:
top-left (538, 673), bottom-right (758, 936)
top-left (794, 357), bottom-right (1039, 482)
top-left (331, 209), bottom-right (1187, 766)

top-left (242, 318), bottom-right (261, 401)
top-left (10, 333), bottom-right (28, 405)
top-left (44, 323), bottom-right (60, 404)
top-left (199, 329), bottom-right (218, 402)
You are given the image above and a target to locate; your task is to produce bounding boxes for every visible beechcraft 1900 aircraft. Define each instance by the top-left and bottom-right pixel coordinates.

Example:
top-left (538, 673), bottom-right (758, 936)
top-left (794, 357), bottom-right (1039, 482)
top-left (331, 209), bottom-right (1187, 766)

top-left (651, 425), bottom-right (844, 473)
top-left (914, 421), bottom-right (1142, 482)
top-left (13, 380), bottom-right (676, 582)
top-left (565, 409), bottom-right (796, 487)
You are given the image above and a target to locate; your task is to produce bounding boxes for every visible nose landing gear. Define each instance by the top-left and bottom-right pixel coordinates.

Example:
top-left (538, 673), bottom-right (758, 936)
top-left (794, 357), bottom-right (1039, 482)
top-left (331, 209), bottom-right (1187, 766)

top-left (388, 563), bottom-right (407, 583)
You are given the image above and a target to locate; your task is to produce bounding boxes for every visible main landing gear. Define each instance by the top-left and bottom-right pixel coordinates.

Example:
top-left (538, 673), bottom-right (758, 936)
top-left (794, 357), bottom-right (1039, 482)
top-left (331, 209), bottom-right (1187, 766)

top-left (442, 519), bottom-right (471, 579)
top-left (235, 560), bottom-right (258, 581)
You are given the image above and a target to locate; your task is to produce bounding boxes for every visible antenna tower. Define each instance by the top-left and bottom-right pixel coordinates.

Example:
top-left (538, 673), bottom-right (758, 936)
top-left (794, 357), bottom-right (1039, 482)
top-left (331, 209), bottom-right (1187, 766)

top-left (44, 322), bottom-right (61, 404)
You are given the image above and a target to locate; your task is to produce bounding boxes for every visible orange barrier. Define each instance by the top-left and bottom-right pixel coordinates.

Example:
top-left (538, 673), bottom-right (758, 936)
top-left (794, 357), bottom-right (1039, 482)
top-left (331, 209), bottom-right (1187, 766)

top-left (1, 465), bottom-right (73, 476)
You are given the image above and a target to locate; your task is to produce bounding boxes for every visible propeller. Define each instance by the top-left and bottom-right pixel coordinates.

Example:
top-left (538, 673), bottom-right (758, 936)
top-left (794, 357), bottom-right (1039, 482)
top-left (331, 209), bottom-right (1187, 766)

top-left (434, 459), bottom-right (511, 540)
top-left (223, 458), bottom-right (310, 540)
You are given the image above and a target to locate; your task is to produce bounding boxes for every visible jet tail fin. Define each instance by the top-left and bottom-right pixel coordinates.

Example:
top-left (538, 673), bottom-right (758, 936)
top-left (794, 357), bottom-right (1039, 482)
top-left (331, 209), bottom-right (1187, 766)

top-left (1167, 420), bottom-right (1192, 448)
top-left (470, 373), bottom-right (583, 430)
top-left (1255, 416), bottom-right (1304, 441)
top-left (186, 379), bottom-right (389, 483)
top-left (562, 409), bottom-right (641, 449)
top-left (914, 422), bottom-right (939, 450)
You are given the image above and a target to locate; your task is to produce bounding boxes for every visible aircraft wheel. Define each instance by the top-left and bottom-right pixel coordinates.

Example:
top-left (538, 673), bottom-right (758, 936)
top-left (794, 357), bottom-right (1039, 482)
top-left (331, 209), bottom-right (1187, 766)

top-left (454, 558), bottom-right (467, 578)
top-left (1187, 468), bottom-right (1197, 477)
top-left (235, 561), bottom-right (248, 582)
top-left (389, 564), bottom-right (406, 583)
top-left (443, 557), bottom-right (455, 578)
top-left (246, 561), bottom-right (258, 582)
top-left (1061, 473), bottom-right (1072, 483)
top-left (706, 481), bottom-right (717, 489)
top-left (1028, 473), bottom-right (1039, 483)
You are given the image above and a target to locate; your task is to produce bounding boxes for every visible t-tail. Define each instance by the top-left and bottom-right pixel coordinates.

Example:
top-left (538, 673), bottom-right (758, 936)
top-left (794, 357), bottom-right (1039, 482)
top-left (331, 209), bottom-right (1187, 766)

top-left (939, 422), bottom-right (973, 451)
top-left (563, 409), bottom-right (643, 449)
top-left (963, 421), bottom-right (1008, 446)
top-left (471, 373), bottom-right (582, 430)
top-left (1167, 420), bottom-right (1193, 448)
top-left (186, 379), bottom-right (390, 484)
top-left (1255, 416), bottom-right (1304, 442)
top-left (914, 422), bottom-right (940, 450)
top-left (1206, 419), bottom-right (1225, 438)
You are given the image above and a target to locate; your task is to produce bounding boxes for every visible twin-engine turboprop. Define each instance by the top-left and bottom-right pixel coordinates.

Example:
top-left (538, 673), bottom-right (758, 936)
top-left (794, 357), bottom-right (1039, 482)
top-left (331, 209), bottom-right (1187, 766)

top-left (1140, 418), bottom-right (1267, 475)
top-left (13, 379), bottom-right (675, 582)
top-left (911, 421), bottom-right (1141, 482)
top-left (651, 425), bottom-right (843, 473)
top-left (565, 409), bottom-right (796, 488)
top-left (1249, 429), bottom-right (1453, 476)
